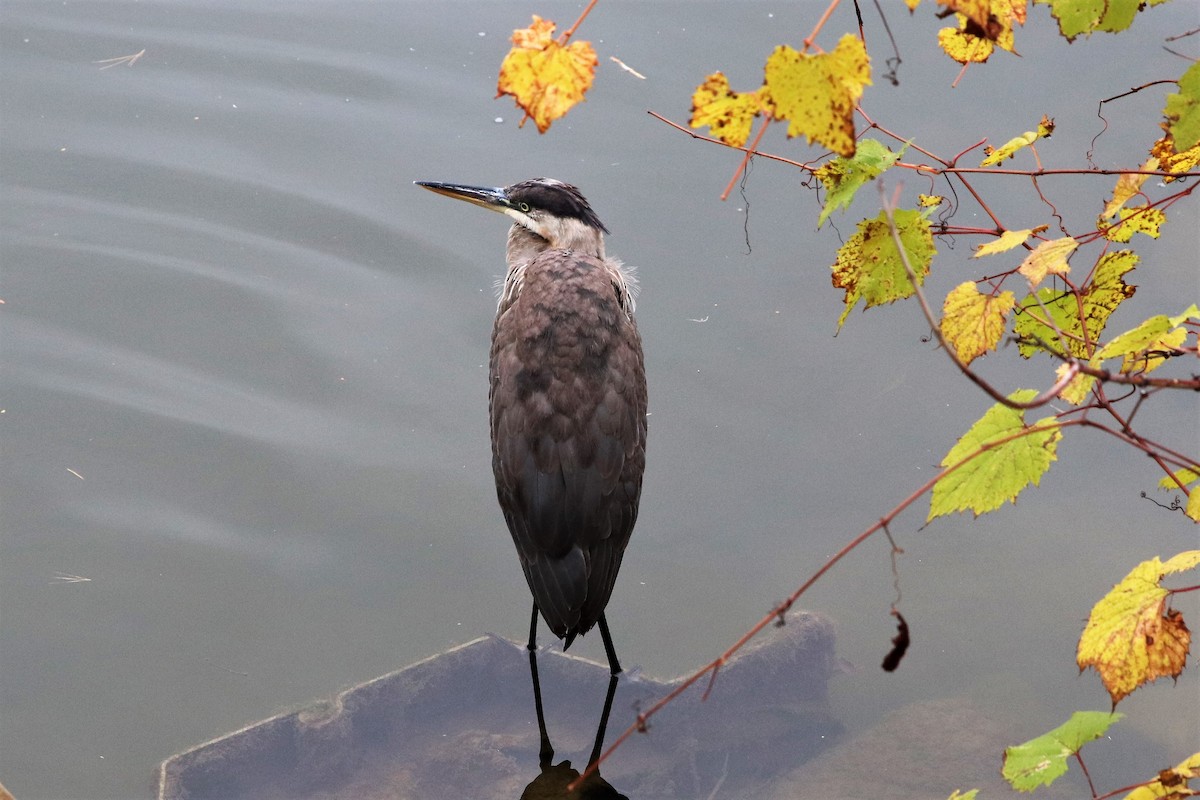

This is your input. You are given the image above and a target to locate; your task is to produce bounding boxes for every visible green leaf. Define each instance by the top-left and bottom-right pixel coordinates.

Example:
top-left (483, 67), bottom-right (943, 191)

top-left (814, 139), bottom-right (905, 228)
top-left (1165, 62), bottom-right (1200, 152)
top-left (1093, 304), bottom-right (1199, 363)
top-left (1013, 287), bottom-right (1077, 358)
top-left (1035, 0), bottom-right (1152, 41)
top-left (928, 390), bottom-right (1061, 521)
top-left (1002, 711), bottom-right (1123, 791)
top-left (831, 208), bottom-right (936, 330)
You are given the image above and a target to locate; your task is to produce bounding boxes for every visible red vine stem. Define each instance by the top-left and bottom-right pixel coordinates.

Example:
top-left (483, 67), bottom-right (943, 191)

top-left (647, 110), bottom-right (814, 172)
top-left (721, 115), bottom-right (774, 201)
top-left (802, 0), bottom-right (842, 53)
top-left (560, 0), bottom-right (599, 43)
top-left (648, 111), bottom-right (1200, 181)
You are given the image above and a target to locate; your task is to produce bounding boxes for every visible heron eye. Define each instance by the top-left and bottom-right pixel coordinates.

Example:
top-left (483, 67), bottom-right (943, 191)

top-left (518, 202), bottom-right (531, 212)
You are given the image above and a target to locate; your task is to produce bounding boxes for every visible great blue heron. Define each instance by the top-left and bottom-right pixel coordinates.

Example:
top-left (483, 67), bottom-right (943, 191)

top-left (416, 177), bottom-right (648, 677)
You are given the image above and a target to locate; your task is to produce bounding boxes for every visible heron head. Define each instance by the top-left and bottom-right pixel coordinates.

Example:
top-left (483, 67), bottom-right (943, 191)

top-left (416, 177), bottom-right (608, 254)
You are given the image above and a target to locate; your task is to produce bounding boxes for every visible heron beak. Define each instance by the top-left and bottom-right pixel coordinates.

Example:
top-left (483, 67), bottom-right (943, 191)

top-left (415, 181), bottom-right (510, 214)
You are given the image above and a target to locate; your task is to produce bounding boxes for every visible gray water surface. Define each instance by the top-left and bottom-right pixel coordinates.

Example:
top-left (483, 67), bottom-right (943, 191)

top-left (2, 2), bottom-right (1197, 798)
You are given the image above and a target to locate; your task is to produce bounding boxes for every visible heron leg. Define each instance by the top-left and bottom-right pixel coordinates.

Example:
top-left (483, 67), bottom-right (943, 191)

top-left (587, 672), bottom-right (619, 768)
top-left (597, 613), bottom-right (622, 675)
top-left (527, 603), bottom-right (553, 765)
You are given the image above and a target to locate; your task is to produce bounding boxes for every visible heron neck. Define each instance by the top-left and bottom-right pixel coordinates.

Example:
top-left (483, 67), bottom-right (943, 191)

top-left (506, 221), bottom-right (605, 268)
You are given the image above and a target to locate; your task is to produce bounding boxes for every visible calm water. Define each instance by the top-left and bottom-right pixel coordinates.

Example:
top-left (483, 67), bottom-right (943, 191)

top-left (2, 2), bottom-right (1197, 798)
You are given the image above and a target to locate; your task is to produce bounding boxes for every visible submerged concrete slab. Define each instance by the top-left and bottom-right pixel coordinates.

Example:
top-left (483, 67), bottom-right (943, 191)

top-left (156, 611), bottom-right (841, 799)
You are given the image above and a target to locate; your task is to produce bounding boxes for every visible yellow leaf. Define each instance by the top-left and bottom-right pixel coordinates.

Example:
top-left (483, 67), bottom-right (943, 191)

top-left (1077, 551), bottom-right (1200, 706)
top-left (1102, 158), bottom-right (1157, 218)
top-left (1017, 236), bottom-right (1077, 285)
top-left (1056, 362), bottom-right (1094, 405)
top-left (974, 227), bottom-right (1036, 257)
top-left (1124, 751), bottom-right (1200, 800)
top-left (918, 193), bottom-right (945, 208)
top-left (762, 35), bottom-right (872, 158)
top-left (940, 282), bottom-right (1016, 365)
top-left (1159, 466), bottom-right (1200, 492)
top-left (1102, 204), bottom-right (1167, 242)
top-left (496, 16), bottom-right (597, 134)
top-left (690, 72), bottom-right (762, 147)
top-left (1120, 326), bottom-right (1186, 374)
top-left (905, 0), bottom-right (921, 9)
top-left (1189, 490), bottom-right (1200, 523)
top-left (938, 22), bottom-right (996, 64)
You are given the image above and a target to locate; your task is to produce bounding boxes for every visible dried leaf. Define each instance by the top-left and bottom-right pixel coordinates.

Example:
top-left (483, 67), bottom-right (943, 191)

top-left (1123, 752), bottom-right (1200, 800)
top-left (1077, 551), bottom-right (1200, 705)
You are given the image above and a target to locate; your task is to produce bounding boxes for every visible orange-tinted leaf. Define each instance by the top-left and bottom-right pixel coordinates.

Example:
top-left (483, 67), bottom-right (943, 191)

top-left (762, 35), bottom-right (871, 157)
top-left (1151, 132), bottom-right (1200, 183)
top-left (690, 72), bottom-right (762, 147)
top-left (496, 16), bottom-right (597, 134)
top-left (1102, 158), bottom-right (1157, 218)
top-left (1077, 551), bottom-right (1200, 706)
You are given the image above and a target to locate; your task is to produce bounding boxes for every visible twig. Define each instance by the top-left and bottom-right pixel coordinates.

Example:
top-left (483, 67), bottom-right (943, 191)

top-left (94, 49), bottom-right (145, 69)
top-left (560, 0), bottom-right (599, 43)
top-left (609, 56), bottom-right (646, 79)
